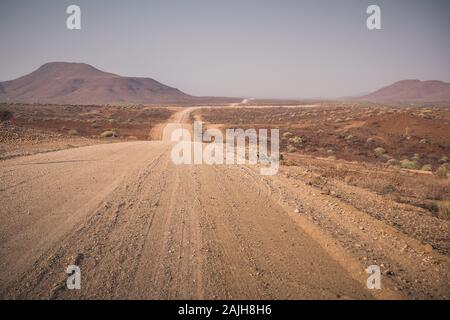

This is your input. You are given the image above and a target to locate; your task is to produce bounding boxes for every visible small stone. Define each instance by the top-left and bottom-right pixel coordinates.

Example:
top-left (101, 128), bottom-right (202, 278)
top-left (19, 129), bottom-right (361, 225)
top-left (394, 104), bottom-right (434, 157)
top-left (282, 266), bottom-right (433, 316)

top-left (424, 244), bottom-right (433, 253)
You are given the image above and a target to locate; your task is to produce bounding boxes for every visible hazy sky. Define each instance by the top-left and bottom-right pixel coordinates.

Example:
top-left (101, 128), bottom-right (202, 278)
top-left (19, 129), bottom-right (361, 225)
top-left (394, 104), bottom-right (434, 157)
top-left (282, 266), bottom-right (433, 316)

top-left (1, 0), bottom-right (449, 99)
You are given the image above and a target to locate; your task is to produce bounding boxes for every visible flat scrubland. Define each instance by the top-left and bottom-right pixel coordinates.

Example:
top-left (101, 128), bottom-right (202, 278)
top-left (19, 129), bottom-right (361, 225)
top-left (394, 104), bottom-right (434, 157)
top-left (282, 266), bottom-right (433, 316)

top-left (0, 103), bottom-right (177, 159)
top-left (194, 103), bottom-right (450, 223)
top-left (0, 102), bottom-right (449, 299)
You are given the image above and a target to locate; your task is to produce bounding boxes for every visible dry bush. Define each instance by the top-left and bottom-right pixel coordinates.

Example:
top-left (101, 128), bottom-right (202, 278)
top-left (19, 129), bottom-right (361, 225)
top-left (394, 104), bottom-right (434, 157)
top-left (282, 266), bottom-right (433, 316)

top-left (374, 147), bottom-right (386, 155)
top-left (438, 202), bottom-right (450, 220)
top-left (101, 130), bottom-right (116, 138)
top-left (101, 128), bottom-right (120, 138)
top-left (400, 159), bottom-right (420, 170)
top-left (68, 129), bottom-right (79, 136)
top-left (434, 165), bottom-right (448, 179)
top-left (387, 158), bottom-right (399, 166)
top-left (286, 145), bottom-right (297, 153)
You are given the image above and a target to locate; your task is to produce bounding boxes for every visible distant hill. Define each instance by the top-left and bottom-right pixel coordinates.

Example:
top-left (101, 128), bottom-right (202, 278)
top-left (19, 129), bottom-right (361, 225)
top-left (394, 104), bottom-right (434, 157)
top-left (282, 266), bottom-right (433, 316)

top-left (357, 80), bottom-right (450, 102)
top-left (0, 62), bottom-right (238, 105)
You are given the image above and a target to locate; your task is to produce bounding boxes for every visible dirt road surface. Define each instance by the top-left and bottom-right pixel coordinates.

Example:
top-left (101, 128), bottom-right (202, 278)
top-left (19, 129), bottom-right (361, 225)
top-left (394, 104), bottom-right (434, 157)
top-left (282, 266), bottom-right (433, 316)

top-left (0, 107), bottom-right (447, 299)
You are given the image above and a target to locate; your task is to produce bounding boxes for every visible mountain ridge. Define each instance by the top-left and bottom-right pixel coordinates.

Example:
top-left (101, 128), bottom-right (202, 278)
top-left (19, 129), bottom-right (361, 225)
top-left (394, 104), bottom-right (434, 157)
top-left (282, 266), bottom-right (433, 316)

top-left (0, 62), bottom-right (238, 105)
top-left (357, 79), bottom-right (450, 102)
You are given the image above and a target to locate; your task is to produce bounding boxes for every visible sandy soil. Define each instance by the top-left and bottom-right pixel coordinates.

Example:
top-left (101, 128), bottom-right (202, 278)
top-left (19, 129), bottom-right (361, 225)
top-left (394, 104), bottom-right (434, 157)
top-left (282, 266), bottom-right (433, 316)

top-left (0, 107), bottom-right (448, 299)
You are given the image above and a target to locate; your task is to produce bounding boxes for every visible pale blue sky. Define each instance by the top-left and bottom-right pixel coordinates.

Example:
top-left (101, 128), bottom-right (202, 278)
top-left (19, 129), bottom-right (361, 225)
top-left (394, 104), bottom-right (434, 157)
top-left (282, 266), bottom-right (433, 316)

top-left (1, 0), bottom-right (449, 98)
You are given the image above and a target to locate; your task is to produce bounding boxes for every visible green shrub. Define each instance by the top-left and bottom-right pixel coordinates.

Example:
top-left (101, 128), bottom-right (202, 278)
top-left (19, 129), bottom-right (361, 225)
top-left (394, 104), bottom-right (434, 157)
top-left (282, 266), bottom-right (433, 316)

top-left (374, 147), bottom-right (386, 156)
top-left (435, 165), bottom-right (448, 178)
top-left (288, 136), bottom-right (303, 146)
top-left (400, 159), bottom-right (420, 170)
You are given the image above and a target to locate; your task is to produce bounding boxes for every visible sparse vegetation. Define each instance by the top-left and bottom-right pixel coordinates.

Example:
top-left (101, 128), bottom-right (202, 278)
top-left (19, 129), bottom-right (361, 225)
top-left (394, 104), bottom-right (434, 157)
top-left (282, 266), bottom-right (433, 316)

top-left (0, 103), bottom-right (175, 140)
top-left (282, 132), bottom-right (293, 139)
top-left (438, 201), bottom-right (450, 220)
top-left (68, 129), bottom-right (79, 136)
top-left (435, 165), bottom-right (448, 178)
top-left (374, 147), bottom-right (386, 156)
top-left (288, 136), bottom-right (304, 146)
top-left (286, 145), bottom-right (297, 153)
top-left (387, 158), bottom-right (399, 166)
top-left (101, 130), bottom-right (119, 138)
top-left (400, 159), bottom-right (421, 170)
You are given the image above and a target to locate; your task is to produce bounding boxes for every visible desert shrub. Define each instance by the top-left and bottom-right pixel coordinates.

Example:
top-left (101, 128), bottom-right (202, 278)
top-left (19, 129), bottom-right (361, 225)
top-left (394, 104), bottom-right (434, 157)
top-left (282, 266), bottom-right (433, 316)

top-left (381, 154), bottom-right (392, 162)
top-left (400, 159), bottom-right (420, 170)
top-left (68, 129), bottom-right (79, 136)
top-left (387, 158), bottom-right (399, 166)
top-left (288, 136), bottom-right (303, 146)
top-left (282, 132), bottom-right (293, 139)
top-left (101, 130), bottom-right (119, 138)
top-left (0, 110), bottom-right (13, 122)
top-left (439, 156), bottom-right (448, 164)
top-left (374, 147), bottom-right (386, 156)
top-left (286, 145), bottom-right (297, 153)
top-left (345, 135), bottom-right (354, 140)
top-left (411, 153), bottom-right (421, 162)
top-left (435, 165), bottom-right (448, 178)
top-left (421, 164), bottom-right (432, 171)
top-left (438, 202), bottom-right (450, 220)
